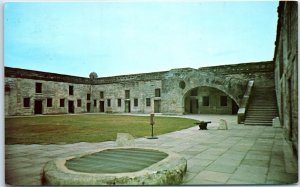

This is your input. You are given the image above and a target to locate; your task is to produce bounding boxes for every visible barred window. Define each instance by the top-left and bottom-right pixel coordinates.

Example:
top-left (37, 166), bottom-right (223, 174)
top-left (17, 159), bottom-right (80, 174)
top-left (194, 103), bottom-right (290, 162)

top-left (35, 83), bottom-right (42, 93)
top-left (134, 98), bottom-right (138, 107)
top-left (77, 99), bottom-right (82, 107)
top-left (100, 91), bottom-right (104, 99)
top-left (47, 98), bottom-right (52, 107)
top-left (146, 98), bottom-right (151, 106)
top-left (60, 99), bottom-right (65, 107)
top-left (23, 98), bottom-right (30, 107)
top-left (202, 96), bottom-right (209, 106)
top-left (125, 90), bottom-right (130, 99)
top-left (69, 85), bottom-right (74, 95)
top-left (155, 89), bottom-right (161, 97)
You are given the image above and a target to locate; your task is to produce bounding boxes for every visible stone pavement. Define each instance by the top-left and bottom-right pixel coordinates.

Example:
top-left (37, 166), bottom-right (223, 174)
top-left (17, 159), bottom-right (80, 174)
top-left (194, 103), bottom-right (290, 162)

top-left (5, 114), bottom-right (298, 185)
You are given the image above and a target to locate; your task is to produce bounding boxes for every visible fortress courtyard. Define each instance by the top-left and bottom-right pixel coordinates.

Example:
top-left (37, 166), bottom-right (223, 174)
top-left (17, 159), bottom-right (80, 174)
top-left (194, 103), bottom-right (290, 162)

top-left (5, 114), bottom-right (298, 185)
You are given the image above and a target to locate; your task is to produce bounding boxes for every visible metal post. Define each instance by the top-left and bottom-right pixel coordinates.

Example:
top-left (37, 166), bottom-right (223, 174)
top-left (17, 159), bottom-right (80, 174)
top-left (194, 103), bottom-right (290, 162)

top-left (147, 113), bottom-right (158, 139)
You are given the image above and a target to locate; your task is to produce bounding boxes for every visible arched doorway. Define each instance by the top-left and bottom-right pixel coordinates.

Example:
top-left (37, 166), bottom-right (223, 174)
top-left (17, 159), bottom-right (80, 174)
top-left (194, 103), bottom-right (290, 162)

top-left (184, 86), bottom-right (239, 114)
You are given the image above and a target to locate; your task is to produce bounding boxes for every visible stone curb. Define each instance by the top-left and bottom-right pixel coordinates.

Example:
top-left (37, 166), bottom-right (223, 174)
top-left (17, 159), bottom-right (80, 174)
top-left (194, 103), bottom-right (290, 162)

top-left (43, 146), bottom-right (187, 185)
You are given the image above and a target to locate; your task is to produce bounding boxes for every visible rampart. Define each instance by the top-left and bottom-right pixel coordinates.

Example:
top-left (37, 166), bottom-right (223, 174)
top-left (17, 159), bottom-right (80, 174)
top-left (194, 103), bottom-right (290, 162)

top-left (5, 60), bottom-right (274, 116)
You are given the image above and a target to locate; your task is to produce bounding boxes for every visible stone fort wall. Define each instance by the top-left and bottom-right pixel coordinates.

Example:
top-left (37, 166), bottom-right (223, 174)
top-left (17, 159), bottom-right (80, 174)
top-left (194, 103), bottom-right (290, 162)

top-left (274, 1), bottom-right (298, 155)
top-left (5, 61), bottom-right (274, 116)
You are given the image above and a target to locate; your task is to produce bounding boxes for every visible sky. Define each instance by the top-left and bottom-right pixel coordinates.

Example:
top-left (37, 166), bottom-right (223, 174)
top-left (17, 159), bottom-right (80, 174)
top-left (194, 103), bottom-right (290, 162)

top-left (4, 1), bottom-right (279, 77)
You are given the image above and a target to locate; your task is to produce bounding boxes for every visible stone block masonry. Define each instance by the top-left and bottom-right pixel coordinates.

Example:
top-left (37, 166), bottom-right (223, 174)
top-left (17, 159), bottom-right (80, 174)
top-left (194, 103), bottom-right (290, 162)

top-left (5, 60), bottom-right (274, 116)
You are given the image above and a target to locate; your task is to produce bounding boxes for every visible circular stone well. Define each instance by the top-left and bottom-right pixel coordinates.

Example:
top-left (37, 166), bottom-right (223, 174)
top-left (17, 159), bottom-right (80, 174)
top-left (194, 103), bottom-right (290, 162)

top-left (43, 147), bottom-right (187, 185)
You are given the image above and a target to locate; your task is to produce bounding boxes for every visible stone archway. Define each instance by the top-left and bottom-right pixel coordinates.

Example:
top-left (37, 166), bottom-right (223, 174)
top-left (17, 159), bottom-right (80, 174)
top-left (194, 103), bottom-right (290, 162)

top-left (183, 86), bottom-right (239, 115)
top-left (161, 69), bottom-right (247, 114)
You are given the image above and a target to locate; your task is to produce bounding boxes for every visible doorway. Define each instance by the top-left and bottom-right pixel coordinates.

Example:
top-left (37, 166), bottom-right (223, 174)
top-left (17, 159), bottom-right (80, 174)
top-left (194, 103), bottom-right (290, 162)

top-left (231, 99), bottom-right (239, 114)
top-left (154, 100), bottom-right (161, 113)
top-left (99, 101), bottom-right (104, 112)
top-left (34, 100), bottom-right (43, 114)
top-left (68, 100), bottom-right (74, 113)
top-left (189, 99), bottom-right (198, 114)
top-left (87, 103), bottom-right (91, 112)
top-left (125, 100), bottom-right (131, 113)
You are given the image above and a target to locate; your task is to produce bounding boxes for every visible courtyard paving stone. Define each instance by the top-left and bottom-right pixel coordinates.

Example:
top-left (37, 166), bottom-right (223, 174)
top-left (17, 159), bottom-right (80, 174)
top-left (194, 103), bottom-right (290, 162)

top-left (212, 157), bottom-right (242, 166)
top-left (241, 159), bottom-right (270, 167)
top-left (229, 169), bottom-right (267, 184)
top-left (245, 153), bottom-right (271, 161)
top-left (182, 171), bottom-right (198, 183)
top-left (267, 170), bottom-right (298, 184)
top-left (4, 114), bottom-right (299, 185)
top-left (205, 162), bottom-right (238, 174)
top-left (192, 170), bottom-right (231, 183)
top-left (187, 157), bottom-right (214, 168)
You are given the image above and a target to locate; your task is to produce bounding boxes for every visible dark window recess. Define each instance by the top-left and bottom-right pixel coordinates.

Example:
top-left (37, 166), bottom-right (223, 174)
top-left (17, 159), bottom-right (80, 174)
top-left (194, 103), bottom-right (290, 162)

top-left (69, 85), bottom-right (74, 95)
top-left (47, 98), bottom-right (52, 107)
top-left (5, 84), bottom-right (10, 92)
top-left (94, 100), bottom-right (97, 107)
top-left (146, 98), bottom-right (151, 106)
top-left (203, 96), bottom-right (209, 106)
top-left (77, 99), bottom-right (82, 107)
top-left (118, 99), bottom-right (121, 107)
top-left (155, 89), bottom-right (161, 97)
top-left (125, 90), bottom-right (130, 99)
top-left (35, 83), bottom-right (42, 93)
top-left (191, 88), bottom-right (198, 96)
top-left (134, 98), bottom-right (138, 107)
top-left (87, 94), bottom-right (91, 100)
top-left (279, 42), bottom-right (284, 78)
top-left (60, 99), bottom-right (65, 107)
top-left (23, 98), bottom-right (30, 107)
top-left (220, 96), bottom-right (228, 106)
top-left (100, 91), bottom-right (104, 99)
top-left (107, 99), bottom-right (111, 107)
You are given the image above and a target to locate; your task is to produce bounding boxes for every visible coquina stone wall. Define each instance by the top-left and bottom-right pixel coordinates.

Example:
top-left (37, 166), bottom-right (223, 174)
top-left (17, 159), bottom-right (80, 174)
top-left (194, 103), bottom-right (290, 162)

top-left (5, 60), bottom-right (274, 116)
top-left (274, 1), bottom-right (298, 155)
top-left (160, 61), bottom-right (274, 114)
top-left (91, 80), bottom-right (162, 114)
top-left (5, 77), bottom-right (91, 116)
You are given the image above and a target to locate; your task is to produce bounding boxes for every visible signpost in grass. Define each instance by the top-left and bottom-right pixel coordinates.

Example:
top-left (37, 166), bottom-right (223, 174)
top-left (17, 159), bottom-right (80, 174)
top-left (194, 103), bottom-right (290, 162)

top-left (147, 113), bottom-right (158, 139)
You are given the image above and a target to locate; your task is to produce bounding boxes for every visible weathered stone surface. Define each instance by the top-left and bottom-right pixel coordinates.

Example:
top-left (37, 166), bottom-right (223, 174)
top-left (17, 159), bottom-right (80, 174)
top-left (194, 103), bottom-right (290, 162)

top-left (5, 60), bottom-right (274, 116)
top-left (272, 117), bottom-right (281, 128)
top-left (218, 119), bottom-right (228, 130)
top-left (115, 133), bottom-right (135, 147)
top-left (273, 1), bottom-right (298, 157)
top-left (43, 147), bottom-right (187, 185)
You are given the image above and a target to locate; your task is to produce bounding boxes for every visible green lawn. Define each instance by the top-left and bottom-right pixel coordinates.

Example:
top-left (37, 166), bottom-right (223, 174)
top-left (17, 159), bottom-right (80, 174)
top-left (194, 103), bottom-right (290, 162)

top-left (5, 114), bottom-right (197, 144)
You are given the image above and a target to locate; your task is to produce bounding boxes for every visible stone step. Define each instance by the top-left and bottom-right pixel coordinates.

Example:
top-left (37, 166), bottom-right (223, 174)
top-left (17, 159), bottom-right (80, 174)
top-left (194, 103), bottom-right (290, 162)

top-left (247, 118), bottom-right (273, 122)
top-left (248, 106), bottom-right (277, 109)
top-left (246, 115), bottom-right (276, 118)
top-left (245, 114), bottom-right (276, 117)
top-left (245, 86), bottom-right (278, 126)
top-left (251, 100), bottom-right (276, 103)
top-left (249, 104), bottom-right (276, 106)
top-left (247, 110), bottom-right (277, 113)
top-left (247, 109), bottom-right (277, 112)
top-left (245, 115), bottom-right (275, 118)
top-left (246, 111), bottom-right (277, 116)
top-left (248, 107), bottom-right (277, 109)
top-left (245, 122), bottom-right (273, 126)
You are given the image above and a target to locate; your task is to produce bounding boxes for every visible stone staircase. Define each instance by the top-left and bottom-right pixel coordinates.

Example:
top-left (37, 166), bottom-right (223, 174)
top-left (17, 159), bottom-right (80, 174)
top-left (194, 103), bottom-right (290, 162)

top-left (244, 86), bottom-right (278, 126)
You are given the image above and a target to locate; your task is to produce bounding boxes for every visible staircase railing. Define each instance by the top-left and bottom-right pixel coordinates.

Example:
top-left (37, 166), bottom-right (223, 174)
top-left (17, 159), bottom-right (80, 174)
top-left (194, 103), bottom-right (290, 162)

top-left (237, 80), bottom-right (254, 124)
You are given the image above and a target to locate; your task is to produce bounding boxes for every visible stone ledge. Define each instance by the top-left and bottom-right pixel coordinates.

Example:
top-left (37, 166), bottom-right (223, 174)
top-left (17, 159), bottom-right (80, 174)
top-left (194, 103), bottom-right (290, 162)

top-left (43, 147), bottom-right (187, 185)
